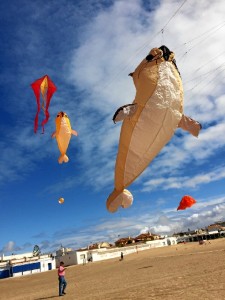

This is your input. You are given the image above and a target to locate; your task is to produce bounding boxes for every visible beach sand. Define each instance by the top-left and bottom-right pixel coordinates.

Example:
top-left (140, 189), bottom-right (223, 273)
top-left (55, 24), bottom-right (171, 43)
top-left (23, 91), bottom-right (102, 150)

top-left (1, 239), bottom-right (225, 300)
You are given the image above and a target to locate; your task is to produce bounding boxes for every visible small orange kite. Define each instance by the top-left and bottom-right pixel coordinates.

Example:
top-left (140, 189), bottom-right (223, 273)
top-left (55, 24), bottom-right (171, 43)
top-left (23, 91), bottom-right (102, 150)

top-left (177, 195), bottom-right (197, 210)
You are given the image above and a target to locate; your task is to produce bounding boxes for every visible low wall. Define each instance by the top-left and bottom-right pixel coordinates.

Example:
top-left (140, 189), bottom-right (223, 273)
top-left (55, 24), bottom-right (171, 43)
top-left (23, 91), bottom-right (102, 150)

top-left (56, 237), bottom-right (177, 267)
top-left (93, 237), bottom-right (177, 262)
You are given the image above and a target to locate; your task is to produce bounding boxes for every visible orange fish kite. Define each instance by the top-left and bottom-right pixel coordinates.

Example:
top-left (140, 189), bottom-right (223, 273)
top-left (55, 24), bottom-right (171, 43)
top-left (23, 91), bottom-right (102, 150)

top-left (52, 112), bottom-right (78, 163)
top-left (31, 75), bottom-right (57, 133)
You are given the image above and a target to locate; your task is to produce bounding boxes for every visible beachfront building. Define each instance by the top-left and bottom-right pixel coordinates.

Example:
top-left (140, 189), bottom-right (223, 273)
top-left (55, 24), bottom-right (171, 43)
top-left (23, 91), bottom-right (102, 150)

top-left (207, 224), bottom-right (225, 233)
top-left (115, 236), bottom-right (135, 247)
top-left (55, 236), bottom-right (177, 267)
top-left (114, 232), bottom-right (161, 247)
top-left (88, 242), bottom-right (112, 250)
top-left (56, 246), bottom-right (73, 256)
top-left (134, 232), bottom-right (160, 242)
top-left (174, 222), bottom-right (225, 243)
top-left (0, 252), bottom-right (56, 279)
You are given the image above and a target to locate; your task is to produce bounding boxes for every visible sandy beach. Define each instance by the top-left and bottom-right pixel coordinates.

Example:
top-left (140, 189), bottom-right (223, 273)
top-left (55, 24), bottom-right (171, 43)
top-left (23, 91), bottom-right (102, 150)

top-left (1, 239), bottom-right (225, 300)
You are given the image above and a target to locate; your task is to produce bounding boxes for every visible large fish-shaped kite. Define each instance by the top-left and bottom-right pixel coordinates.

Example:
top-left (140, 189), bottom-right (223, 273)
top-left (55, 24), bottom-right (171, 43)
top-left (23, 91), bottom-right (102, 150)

top-left (107, 45), bottom-right (202, 213)
top-left (52, 111), bottom-right (78, 163)
top-left (31, 75), bottom-right (57, 133)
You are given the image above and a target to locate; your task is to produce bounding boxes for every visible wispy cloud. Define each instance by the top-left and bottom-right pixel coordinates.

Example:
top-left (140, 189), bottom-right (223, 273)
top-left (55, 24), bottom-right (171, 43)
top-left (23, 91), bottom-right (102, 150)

top-left (142, 165), bottom-right (225, 191)
top-left (0, 241), bottom-right (32, 254)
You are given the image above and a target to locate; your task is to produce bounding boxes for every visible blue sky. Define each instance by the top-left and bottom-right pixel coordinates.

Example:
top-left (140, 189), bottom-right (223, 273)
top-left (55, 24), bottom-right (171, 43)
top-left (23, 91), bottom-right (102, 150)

top-left (1, 0), bottom-right (225, 255)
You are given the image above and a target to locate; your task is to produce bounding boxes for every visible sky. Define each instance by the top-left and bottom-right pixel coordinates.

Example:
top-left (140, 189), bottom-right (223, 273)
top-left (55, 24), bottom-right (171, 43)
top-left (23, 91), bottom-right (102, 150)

top-left (1, 0), bottom-right (225, 255)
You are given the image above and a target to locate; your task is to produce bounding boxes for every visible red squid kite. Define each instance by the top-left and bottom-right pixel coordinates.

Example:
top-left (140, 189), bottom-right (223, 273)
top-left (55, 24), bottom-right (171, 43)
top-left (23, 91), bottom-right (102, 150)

top-left (177, 195), bottom-right (197, 210)
top-left (106, 45), bottom-right (202, 213)
top-left (31, 75), bottom-right (57, 133)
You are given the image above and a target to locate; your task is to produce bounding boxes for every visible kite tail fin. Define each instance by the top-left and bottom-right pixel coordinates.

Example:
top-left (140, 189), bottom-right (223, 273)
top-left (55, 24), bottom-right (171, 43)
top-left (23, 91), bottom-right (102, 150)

top-left (58, 154), bottom-right (69, 164)
top-left (106, 189), bottom-right (133, 213)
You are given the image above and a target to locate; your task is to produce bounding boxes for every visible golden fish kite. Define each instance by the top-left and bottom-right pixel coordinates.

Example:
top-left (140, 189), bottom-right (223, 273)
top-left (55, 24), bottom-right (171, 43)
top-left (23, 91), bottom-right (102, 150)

top-left (107, 45), bottom-right (202, 213)
top-left (52, 112), bottom-right (78, 164)
top-left (31, 75), bottom-right (57, 133)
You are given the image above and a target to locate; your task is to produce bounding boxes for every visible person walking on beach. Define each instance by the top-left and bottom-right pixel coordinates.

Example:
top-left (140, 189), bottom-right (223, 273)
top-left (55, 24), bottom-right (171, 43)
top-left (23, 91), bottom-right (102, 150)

top-left (120, 252), bottom-right (124, 261)
top-left (58, 261), bottom-right (67, 296)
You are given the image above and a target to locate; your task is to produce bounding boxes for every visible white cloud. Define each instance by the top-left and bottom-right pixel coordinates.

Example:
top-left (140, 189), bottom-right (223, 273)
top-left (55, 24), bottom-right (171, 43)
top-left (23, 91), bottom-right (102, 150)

top-left (142, 165), bottom-right (225, 191)
top-left (0, 241), bottom-right (16, 254)
top-left (140, 226), bottom-right (150, 234)
top-left (2, 241), bottom-right (15, 253)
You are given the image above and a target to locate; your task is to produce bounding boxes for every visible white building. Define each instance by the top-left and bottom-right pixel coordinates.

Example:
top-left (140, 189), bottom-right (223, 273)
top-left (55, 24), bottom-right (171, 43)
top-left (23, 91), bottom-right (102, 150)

top-left (0, 253), bottom-right (56, 279)
top-left (55, 237), bottom-right (177, 267)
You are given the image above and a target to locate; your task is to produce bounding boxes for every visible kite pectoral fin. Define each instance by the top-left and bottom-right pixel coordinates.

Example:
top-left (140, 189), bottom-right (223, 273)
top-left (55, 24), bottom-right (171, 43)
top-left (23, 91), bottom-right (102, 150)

top-left (178, 114), bottom-right (202, 137)
top-left (71, 129), bottom-right (78, 136)
top-left (112, 103), bottom-right (138, 123)
top-left (58, 154), bottom-right (69, 164)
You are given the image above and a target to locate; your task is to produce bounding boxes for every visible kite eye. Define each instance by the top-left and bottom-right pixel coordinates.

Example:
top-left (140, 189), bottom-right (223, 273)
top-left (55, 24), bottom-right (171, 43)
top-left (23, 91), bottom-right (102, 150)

top-left (57, 114), bottom-right (60, 117)
top-left (146, 54), bottom-right (154, 61)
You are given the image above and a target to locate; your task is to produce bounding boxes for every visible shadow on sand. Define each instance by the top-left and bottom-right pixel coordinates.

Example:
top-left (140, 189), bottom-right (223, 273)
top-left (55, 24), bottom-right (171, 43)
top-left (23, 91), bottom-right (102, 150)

top-left (138, 265), bottom-right (153, 269)
top-left (34, 296), bottom-right (59, 299)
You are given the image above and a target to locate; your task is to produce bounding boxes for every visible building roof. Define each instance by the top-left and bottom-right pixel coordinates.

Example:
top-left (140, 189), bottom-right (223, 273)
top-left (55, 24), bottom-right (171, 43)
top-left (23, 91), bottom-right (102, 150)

top-left (207, 224), bottom-right (224, 230)
top-left (115, 237), bottom-right (135, 244)
top-left (135, 232), bottom-right (159, 240)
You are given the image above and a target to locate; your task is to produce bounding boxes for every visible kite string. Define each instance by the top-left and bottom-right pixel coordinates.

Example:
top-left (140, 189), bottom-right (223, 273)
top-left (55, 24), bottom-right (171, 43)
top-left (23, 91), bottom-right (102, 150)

top-left (174, 22), bottom-right (225, 94)
top-left (100, 0), bottom-right (188, 91)
top-left (184, 60), bottom-right (225, 85)
top-left (175, 20), bottom-right (225, 61)
top-left (184, 50), bottom-right (225, 81)
top-left (129, 0), bottom-right (188, 60)
top-left (175, 20), bottom-right (225, 52)
top-left (160, 0), bottom-right (188, 34)
top-left (185, 63), bottom-right (225, 93)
